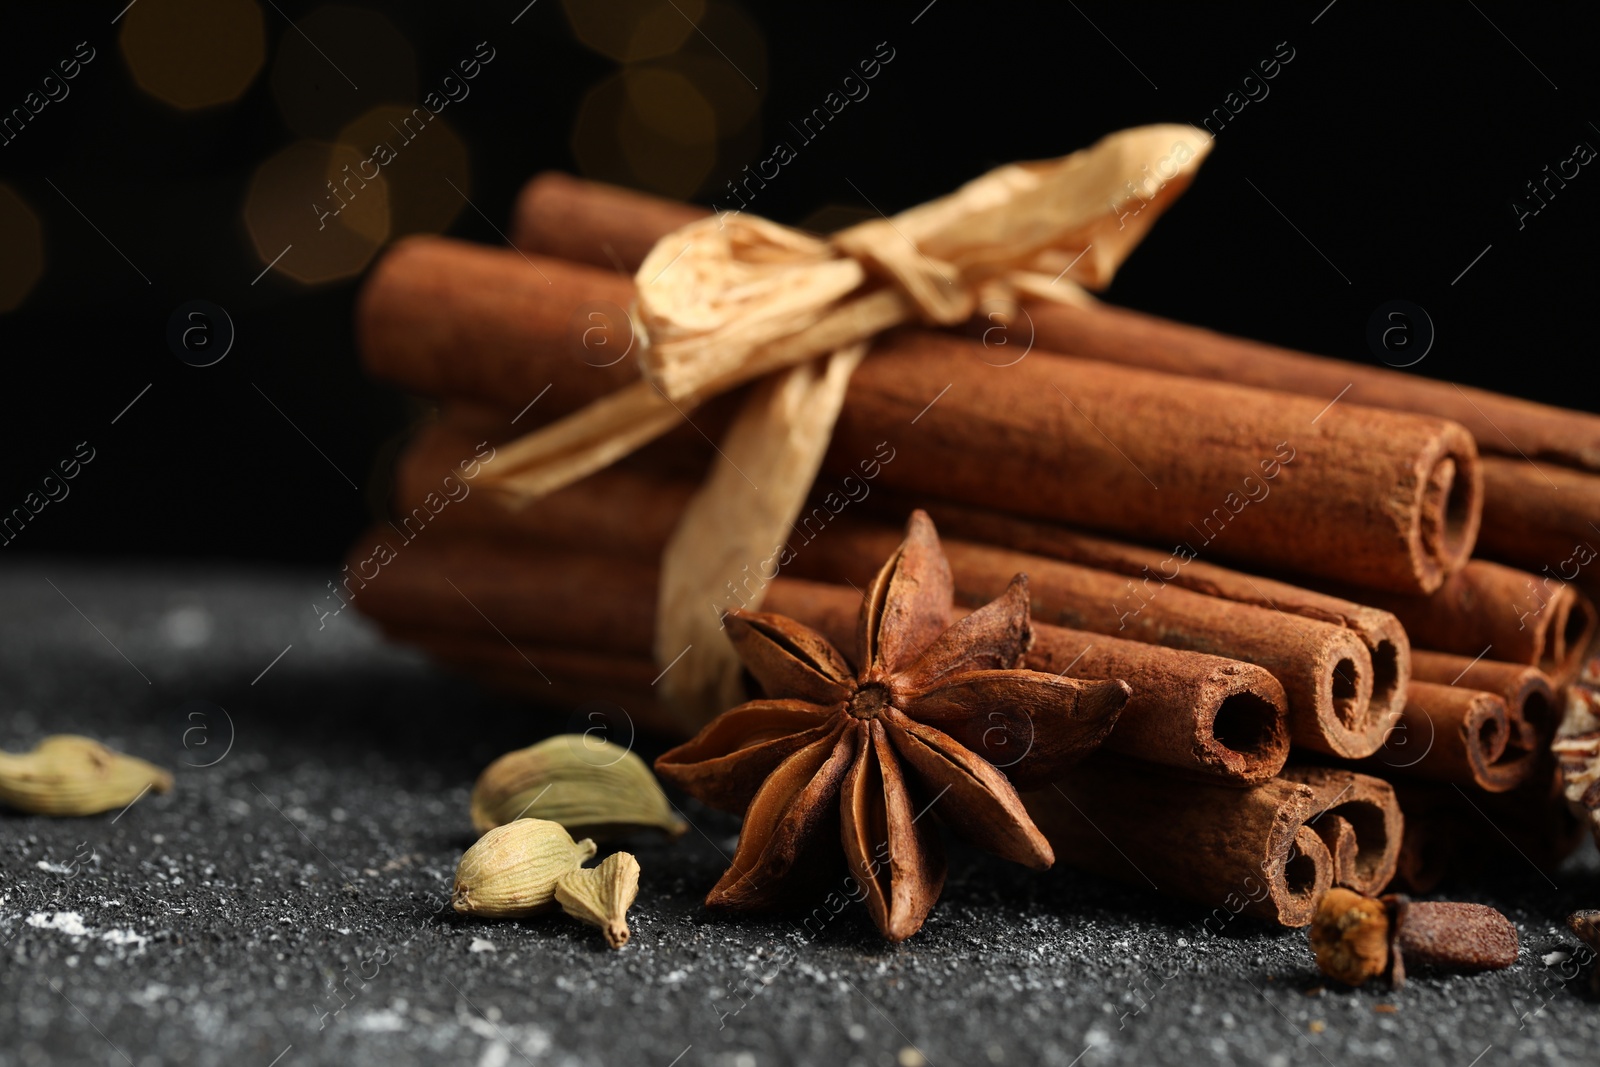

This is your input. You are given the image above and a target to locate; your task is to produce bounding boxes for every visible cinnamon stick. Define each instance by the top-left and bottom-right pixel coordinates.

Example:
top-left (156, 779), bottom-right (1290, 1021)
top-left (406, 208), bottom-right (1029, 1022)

top-left (1477, 455), bottom-right (1600, 594)
top-left (504, 172), bottom-right (1600, 482)
top-left (357, 237), bottom-right (1483, 595)
top-left (787, 523), bottom-right (1388, 759)
top-left (1020, 299), bottom-right (1600, 473)
top-left (1021, 759), bottom-right (1333, 927)
top-left (512, 172), bottom-right (704, 277)
top-left (358, 239), bottom-right (636, 422)
top-left (376, 626), bottom-right (677, 734)
top-left (1026, 625), bottom-right (1289, 786)
top-left (834, 329), bottom-right (1481, 594)
top-left (394, 413), bottom-right (695, 562)
top-left (389, 421), bottom-right (1294, 781)
top-left (1324, 560), bottom-right (1597, 678)
top-left (896, 498), bottom-right (1411, 735)
top-left (1278, 766), bottom-right (1403, 896)
top-left (493, 178), bottom-right (1489, 595)
top-left (507, 174), bottom-right (1600, 600)
top-left (759, 576), bottom-right (1290, 786)
top-left (352, 530), bottom-right (1291, 785)
top-left (1410, 650), bottom-right (1559, 740)
top-left (1357, 681), bottom-right (1527, 793)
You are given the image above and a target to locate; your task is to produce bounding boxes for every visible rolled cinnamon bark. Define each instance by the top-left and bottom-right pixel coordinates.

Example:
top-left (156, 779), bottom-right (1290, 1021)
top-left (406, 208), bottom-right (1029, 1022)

top-left (1022, 759), bottom-right (1333, 927)
top-left (832, 330), bottom-right (1480, 594)
top-left (376, 625), bottom-right (678, 734)
top-left (395, 414), bottom-right (695, 562)
top-left (353, 529), bottom-right (1292, 784)
top-left (1477, 456), bottom-right (1600, 594)
top-left (1410, 650), bottom-right (1559, 739)
top-left (391, 430), bottom-right (1293, 782)
top-left (1326, 560), bottom-right (1597, 678)
top-left (1277, 766), bottom-right (1402, 896)
top-left (507, 173), bottom-right (1600, 478)
top-left (347, 532), bottom-right (659, 656)
top-left (898, 499), bottom-right (1410, 734)
top-left (358, 236), bottom-right (1483, 594)
top-left (1359, 681), bottom-right (1528, 793)
top-left (358, 239), bottom-right (637, 421)
top-left (731, 575), bottom-right (1290, 785)
top-left (1020, 300), bottom-right (1600, 472)
top-left (1026, 626), bottom-right (1290, 786)
top-left (788, 523), bottom-right (1387, 759)
top-left (513, 172), bottom-right (704, 277)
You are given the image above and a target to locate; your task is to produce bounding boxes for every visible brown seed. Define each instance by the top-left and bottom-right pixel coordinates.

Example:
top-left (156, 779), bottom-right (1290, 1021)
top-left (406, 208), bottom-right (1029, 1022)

top-left (1391, 898), bottom-right (1519, 974)
top-left (1309, 888), bottom-right (1390, 986)
top-left (1308, 889), bottom-right (1518, 988)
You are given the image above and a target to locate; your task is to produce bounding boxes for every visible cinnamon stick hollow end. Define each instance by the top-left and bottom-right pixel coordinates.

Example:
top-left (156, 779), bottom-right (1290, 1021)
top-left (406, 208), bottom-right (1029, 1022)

top-left (1363, 682), bottom-right (1526, 793)
top-left (1025, 762), bottom-right (1334, 928)
top-left (1416, 437), bottom-right (1483, 591)
top-left (902, 502), bottom-right (1416, 748)
top-left (1026, 627), bottom-right (1290, 785)
top-left (1349, 560), bottom-right (1596, 678)
top-left (1280, 767), bottom-right (1404, 897)
top-left (1296, 625), bottom-right (1384, 760)
top-left (1411, 651), bottom-right (1560, 736)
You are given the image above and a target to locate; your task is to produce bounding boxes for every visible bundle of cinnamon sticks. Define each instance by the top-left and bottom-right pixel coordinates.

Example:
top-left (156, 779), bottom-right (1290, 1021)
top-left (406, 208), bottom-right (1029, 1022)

top-left (345, 173), bottom-right (1600, 926)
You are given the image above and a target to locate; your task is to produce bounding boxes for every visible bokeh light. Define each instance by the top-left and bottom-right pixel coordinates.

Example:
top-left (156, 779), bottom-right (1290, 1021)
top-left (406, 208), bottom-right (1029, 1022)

top-left (562, 0), bottom-right (706, 63)
top-left (270, 6), bottom-right (415, 139)
top-left (244, 141), bottom-right (390, 285)
top-left (0, 185), bottom-right (43, 313)
top-left (119, 0), bottom-right (266, 110)
top-left (572, 70), bottom-right (718, 199)
top-left (568, 2), bottom-right (765, 200)
top-left (334, 105), bottom-right (469, 239)
top-left (625, 67), bottom-right (717, 148)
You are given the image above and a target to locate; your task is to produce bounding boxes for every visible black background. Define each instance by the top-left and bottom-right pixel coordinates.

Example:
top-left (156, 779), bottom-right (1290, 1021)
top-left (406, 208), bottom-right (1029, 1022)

top-left (1, 1), bottom-right (1595, 564)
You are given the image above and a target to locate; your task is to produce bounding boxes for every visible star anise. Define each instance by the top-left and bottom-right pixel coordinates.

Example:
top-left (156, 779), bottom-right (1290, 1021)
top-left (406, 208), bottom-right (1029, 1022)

top-left (655, 510), bottom-right (1131, 940)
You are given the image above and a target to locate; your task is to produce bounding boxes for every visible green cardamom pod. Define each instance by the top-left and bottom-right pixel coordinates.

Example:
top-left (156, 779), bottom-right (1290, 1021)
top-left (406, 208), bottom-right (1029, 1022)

top-left (452, 818), bottom-right (597, 918)
top-left (470, 735), bottom-right (686, 840)
top-left (555, 851), bottom-right (641, 949)
top-left (0, 735), bottom-right (173, 816)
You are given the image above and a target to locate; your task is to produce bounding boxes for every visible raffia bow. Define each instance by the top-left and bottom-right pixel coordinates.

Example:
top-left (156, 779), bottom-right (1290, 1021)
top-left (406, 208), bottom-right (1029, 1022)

top-left (482, 124), bottom-right (1213, 729)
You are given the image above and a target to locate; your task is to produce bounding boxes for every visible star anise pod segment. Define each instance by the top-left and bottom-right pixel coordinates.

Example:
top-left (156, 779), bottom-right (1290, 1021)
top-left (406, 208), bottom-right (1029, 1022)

top-left (657, 510), bottom-right (1130, 940)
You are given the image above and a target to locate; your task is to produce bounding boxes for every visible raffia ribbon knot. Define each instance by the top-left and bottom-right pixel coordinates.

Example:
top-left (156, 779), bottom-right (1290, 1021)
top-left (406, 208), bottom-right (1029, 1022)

top-left (485, 124), bottom-right (1213, 728)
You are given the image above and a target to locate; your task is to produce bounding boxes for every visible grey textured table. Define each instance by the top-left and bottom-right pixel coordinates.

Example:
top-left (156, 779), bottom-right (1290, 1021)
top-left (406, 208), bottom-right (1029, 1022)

top-left (3, 563), bottom-right (1599, 1067)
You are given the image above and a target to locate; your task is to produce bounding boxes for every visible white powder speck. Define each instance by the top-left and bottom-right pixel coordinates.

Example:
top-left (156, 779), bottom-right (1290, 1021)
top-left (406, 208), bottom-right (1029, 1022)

top-left (35, 861), bottom-right (74, 874)
top-left (28, 911), bottom-right (89, 936)
top-left (354, 1009), bottom-right (408, 1033)
top-left (25, 911), bottom-right (148, 952)
top-left (469, 938), bottom-right (497, 954)
top-left (101, 929), bottom-right (148, 949)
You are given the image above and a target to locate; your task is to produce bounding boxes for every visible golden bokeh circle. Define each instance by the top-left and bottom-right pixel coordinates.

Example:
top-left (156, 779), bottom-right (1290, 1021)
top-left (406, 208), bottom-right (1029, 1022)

top-left (572, 71), bottom-right (718, 199)
top-left (562, 0), bottom-right (706, 63)
top-left (334, 105), bottom-right (469, 238)
top-left (120, 0), bottom-right (266, 110)
top-left (624, 67), bottom-right (717, 146)
top-left (244, 141), bottom-right (390, 285)
top-left (0, 185), bottom-right (44, 313)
